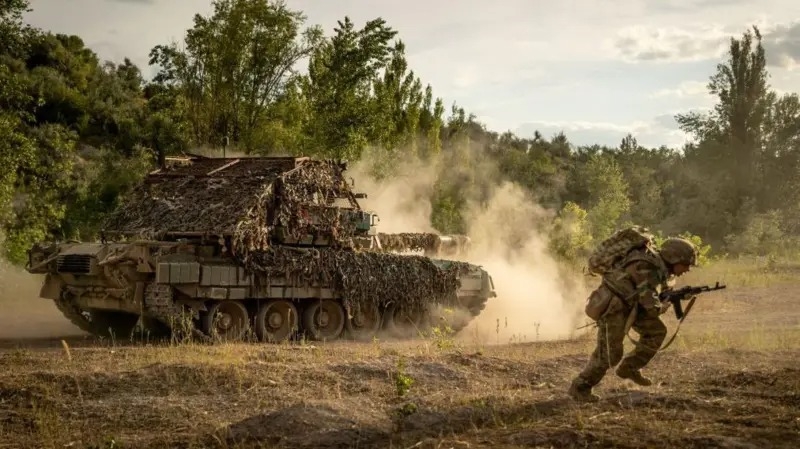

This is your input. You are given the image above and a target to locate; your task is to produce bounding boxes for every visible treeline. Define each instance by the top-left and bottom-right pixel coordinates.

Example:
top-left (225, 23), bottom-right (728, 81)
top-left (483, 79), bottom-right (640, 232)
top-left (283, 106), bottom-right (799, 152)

top-left (1, 0), bottom-right (798, 266)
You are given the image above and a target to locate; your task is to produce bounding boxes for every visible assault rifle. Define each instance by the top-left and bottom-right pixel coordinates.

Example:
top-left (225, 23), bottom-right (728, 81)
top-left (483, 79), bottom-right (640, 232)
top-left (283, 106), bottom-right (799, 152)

top-left (659, 281), bottom-right (726, 320)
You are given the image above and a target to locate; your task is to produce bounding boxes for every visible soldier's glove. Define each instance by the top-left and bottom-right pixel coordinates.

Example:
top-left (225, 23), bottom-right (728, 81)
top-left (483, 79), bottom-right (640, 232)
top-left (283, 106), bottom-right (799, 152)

top-left (646, 304), bottom-right (663, 319)
top-left (639, 295), bottom-right (663, 319)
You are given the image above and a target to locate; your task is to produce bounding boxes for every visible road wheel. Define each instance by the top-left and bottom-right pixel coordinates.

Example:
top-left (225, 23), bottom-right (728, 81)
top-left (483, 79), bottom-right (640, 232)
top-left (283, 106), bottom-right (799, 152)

top-left (302, 299), bottom-right (346, 341)
top-left (384, 304), bottom-right (426, 339)
top-left (344, 301), bottom-right (382, 341)
top-left (202, 300), bottom-right (250, 341)
top-left (255, 299), bottom-right (298, 343)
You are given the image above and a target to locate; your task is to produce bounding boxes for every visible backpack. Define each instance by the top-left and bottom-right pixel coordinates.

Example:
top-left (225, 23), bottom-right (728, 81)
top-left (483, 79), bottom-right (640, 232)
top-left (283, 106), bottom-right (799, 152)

top-left (586, 226), bottom-right (656, 276)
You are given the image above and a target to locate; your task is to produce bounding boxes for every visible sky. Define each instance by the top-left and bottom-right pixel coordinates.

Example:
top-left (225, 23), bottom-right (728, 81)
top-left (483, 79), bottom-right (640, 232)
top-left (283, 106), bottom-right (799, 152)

top-left (22, 0), bottom-right (800, 149)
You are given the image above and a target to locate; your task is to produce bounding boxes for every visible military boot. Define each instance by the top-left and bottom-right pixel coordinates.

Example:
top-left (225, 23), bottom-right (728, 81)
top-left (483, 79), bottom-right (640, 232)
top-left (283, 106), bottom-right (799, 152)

top-left (615, 364), bottom-right (652, 386)
top-left (568, 377), bottom-right (600, 403)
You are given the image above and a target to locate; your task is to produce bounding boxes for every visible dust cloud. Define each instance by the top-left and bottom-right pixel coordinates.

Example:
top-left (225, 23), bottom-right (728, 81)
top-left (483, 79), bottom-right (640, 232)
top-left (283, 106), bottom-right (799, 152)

top-left (349, 149), bottom-right (589, 345)
top-left (458, 181), bottom-right (589, 343)
top-left (348, 156), bottom-right (440, 234)
top-left (0, 257), bottom-right (84, 340)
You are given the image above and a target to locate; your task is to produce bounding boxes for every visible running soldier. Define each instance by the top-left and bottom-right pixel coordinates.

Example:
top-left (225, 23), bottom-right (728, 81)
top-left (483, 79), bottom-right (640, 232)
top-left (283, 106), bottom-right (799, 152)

top-left (569, 231), bottom-right (698, 402)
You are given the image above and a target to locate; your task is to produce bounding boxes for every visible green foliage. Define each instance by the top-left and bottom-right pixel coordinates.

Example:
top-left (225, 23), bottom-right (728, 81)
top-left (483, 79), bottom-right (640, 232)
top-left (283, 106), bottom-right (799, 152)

top-left (149, 0), bottom-right (323, 150)
top-left (568, 153), bottom-right (631, 239)
top-left (0, 3), bottom-right (798, 267)
top-left (428, 322), bottom-right (456, 350)
top-left (0, 11), bottom-right (159, 262)
top-left (3, 123), bottom-right (76, 263)
top-left (548, 201), bottom-right (594, 265)
top-left (300, 16), bottom-right (399, 160)
top-left (672, 26), bottom-right (777, 247)
top-left (430, 181), bottom-right (465, 235)
top-left (0, 113), bottom-right (33, 224)
top-left (62, 146), bottom-right (155, 241)
top-left (394, 356), bottom-right (414, 397)
top-left (0, 0), bottom-right (33, 59)
top-left (723, 210), bottom-right (794, 257)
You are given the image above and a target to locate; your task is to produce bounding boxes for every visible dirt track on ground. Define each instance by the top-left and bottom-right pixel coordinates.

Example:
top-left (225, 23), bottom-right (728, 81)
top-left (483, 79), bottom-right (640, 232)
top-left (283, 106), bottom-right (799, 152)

top-left (0, 278), bottom-right (799, 448)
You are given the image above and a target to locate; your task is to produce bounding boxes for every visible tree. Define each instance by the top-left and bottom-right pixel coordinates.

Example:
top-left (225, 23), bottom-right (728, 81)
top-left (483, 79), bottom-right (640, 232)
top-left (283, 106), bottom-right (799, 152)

top-left (148, 0), bottom-right (323, 149)
top-left (675, 26), bottom-right (770, 206)
top-left (568, 153), bottom-right (631, 239)
top-left (612, 134), bottom-right (666, 226)
top-left (371, 41), bottom-right (424, 154)
top-left (671, 26), bottom-right (775, 246)
top-left (0, 0), bottom-right (32, 59)
top-left (419, 85), bottom-right (445, 159)
top-left (300, 16), bottom-right (398, 160)
top-left (761, 93), bottom-right (800, 211)
top-left (548, 201), bottom-right (593, 265)
top-left (83, 59), bottom-right (148, 155)
top-left (0, 112), bottom-right (34, 236)
top-left (4, 4), bottom-right (800, 265)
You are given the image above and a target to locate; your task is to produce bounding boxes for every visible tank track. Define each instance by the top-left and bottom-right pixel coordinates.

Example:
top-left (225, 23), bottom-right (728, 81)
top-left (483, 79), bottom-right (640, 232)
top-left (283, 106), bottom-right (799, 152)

top-left (144, 284), bottom-right (212, 343)
top-left (430, 296), bottom-right (489, 334)
top-left (137, 284), bottom-right (489, 344)
top-left (53, 295), bottom-right (94, 333)
top-left (466, 295), bottom-right (489, 317)
top-left (53, 293), bottom-right (142, 339)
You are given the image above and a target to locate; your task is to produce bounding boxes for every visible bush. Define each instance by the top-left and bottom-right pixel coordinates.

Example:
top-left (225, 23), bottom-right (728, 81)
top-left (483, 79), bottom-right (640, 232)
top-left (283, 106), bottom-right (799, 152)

top-left (548, 201), bottom-right (594, 265)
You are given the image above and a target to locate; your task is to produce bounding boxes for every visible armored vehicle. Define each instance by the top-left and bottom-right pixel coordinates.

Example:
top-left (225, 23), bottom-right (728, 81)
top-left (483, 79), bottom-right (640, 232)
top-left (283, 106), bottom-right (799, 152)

top-left (25, 154), bottom-right (496, 342)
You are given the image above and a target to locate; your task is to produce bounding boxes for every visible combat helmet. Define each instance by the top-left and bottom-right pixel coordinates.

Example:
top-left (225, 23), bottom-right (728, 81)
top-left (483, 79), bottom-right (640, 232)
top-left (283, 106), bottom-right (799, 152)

top-left (659, 237), bottom-right (698, 267)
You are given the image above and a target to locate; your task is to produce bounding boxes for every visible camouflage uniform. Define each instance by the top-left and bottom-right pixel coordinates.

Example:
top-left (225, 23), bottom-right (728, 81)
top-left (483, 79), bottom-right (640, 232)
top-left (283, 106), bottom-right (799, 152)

top-left (569, 237), bottom-right (698, 402)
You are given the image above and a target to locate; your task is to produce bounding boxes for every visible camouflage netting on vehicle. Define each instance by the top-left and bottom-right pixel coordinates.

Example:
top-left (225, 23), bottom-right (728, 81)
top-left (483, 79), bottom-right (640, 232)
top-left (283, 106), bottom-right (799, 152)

top-left (101, 157), bottom-right (301, 239)
top-left (231, 159), bottom-right (361, 258)
top-left (243, 246), bottom-right (472, 315)
top-left (101, 156), bottom-right (363, 251)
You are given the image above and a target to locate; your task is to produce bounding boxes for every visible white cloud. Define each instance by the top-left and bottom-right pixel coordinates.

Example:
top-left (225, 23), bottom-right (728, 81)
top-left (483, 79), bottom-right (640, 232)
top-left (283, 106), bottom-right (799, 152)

top-left (610, 24), bottom-right (733, 63)
top-left (649, 80), bottom-right (708, 98)
top-left (761, 21), bottom-right (800, 69)
top-left (610, 19), bottom-right (800, 67)
top-left (643, 0), bottom-right (752, 14)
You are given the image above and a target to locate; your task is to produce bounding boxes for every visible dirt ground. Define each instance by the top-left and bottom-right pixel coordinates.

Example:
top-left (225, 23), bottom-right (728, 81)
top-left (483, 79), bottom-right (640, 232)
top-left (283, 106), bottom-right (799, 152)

top-left (0, 266), bottom-right (799, 448)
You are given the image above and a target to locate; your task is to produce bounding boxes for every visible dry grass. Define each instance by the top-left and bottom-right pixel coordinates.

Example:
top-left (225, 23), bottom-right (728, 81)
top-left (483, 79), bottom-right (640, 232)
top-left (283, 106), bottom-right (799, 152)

top-left (1, 259), bottom-right (799, 448)
top-left (684, 255), bottom-right (800, 288)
